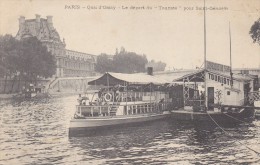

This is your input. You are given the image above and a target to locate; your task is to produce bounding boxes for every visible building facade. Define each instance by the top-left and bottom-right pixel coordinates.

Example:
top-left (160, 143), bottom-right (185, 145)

top-left (15, 14), bottom-right (96, 77)
top-left (65, 50), bottom-right (96, 77)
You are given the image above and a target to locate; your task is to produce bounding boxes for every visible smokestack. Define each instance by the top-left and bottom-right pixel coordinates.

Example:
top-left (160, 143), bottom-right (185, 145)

top-left (147, 67), bottom-right (153, 75)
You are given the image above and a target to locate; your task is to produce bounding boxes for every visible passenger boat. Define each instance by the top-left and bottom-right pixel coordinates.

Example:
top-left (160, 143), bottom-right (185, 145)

top-left (69, 71), bottom-right (172, 135)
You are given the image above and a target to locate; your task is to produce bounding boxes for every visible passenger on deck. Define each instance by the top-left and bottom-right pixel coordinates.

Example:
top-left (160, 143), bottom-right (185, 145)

top-left (77, 94), bottom-right (83, 105)
top-left (200, 91), bottom-right (205, 100)
top-left (115, 89), bottom-right (120, 101)
top-left (98, 90), bottom-right (102, 98)
top-left (82, 100), bottom-right (86, 105)
top-left (82, 96), bottom-right (90, 105)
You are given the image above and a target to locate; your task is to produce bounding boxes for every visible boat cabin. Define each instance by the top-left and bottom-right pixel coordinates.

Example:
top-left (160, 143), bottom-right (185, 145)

top-left (169, 68), bottom-right (255, 110)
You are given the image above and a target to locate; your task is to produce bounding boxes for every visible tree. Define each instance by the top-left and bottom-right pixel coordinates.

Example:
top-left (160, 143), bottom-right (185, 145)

top-left (0, 35), bottom-right (56, 93)
top-left (0, 34), bottom-right (20, 92)
top-left (95, 48), bottom-right (148, 74)
top-left (113, 48), bottom-right (148, 73)
top-left (0, 35), bottom-right (19, 77)
top-left (95, 53), bottom-right (114, 73)
top-left (18, 37), bottom-right (56, 82)
top-left (249, 18), bottom-right (260, 45)
top-left (95, 47), bottom-right (168, 74)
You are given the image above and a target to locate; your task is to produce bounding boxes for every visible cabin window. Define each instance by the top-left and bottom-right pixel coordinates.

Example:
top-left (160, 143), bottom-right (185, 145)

top-left (227, 91), bottom-right (230, 95)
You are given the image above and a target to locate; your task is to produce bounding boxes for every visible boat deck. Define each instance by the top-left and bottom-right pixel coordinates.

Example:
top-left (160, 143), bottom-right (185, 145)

top-left (72, 113), bottom-right (168, 120)
top-left (171, 110), bottom-right (222, 114)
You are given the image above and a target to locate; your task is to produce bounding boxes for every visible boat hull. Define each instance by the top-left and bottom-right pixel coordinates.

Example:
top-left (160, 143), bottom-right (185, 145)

top-left (170, 107), bottom-right (255, 124)
top-left (69, 113), bottom-right (170, 135)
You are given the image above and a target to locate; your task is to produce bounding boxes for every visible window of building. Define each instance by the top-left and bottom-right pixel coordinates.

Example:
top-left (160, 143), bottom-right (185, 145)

top-left (224, 78), bottom-right (226, 84)
top-left (227, 91), bottom-right (230, 95)
top-left (215, 75), bottom-right (217, 81)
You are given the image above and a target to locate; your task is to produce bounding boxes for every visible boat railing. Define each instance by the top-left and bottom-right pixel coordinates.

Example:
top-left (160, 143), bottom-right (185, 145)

top-left (76, 105), bottom-right (112, 117)
top-left (74, 102), bottom-right (172, 118)
top-left (185, 99), bottom-right (204, 107)
top-left (102, 91), bottom-right (167, 102)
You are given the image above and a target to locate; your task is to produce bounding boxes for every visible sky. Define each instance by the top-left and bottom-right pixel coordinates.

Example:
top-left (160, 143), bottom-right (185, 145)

top-left (0, 0), bottom-right (259, 70)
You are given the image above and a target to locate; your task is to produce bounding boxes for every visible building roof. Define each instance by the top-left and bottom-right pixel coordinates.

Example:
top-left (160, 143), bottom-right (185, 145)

top-left (211, 70), bottom-right (253, 81)
top-left (155, 69), bottom-right (253, 82)
top-left (66, 49), bottom-right (97, 62)
top-left (16, 16), bottom-right (63, 44)
top-left (233, 68), bottom-right (260, 71)
top-left (88, 72), bottom-right (170, 86)
top-left (66, 49), bottom-right (97, 56)
top-left (154, 69), bottom-right (203, 82)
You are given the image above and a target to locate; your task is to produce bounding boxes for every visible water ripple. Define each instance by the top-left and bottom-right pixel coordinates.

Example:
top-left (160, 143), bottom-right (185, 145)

top-left (0, 95), bottom-right (259, 164)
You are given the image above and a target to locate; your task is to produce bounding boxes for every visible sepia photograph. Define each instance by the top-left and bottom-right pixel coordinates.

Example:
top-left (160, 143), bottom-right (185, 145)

top-left (0, 0), bottom-right (260, 164)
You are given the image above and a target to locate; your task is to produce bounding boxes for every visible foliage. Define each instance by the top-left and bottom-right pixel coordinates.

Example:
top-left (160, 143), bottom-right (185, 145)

top-left (0, 34), bottom-right (19, 77)
top-left (113, 49), bottom-right (148, 73)
top-left (0, 35), bottom-right (56, 92)
top-left (95, 53), bottom-right (114, 73)
top-left (249, 18), bottom-right (260, 45)
top-left (146, 60), bottom-right (166, 72)
top-left (18, 37), bottom-right (56, 80)
top-left (95, 47), bottom-right (148, 73)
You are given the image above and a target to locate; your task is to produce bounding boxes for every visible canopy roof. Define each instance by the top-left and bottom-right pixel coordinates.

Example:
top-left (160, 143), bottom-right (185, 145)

top-left (88, 72), bottom-right (169, 86)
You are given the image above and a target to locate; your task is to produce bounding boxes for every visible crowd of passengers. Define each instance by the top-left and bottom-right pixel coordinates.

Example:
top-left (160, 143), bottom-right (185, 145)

top-left (77, 85), bottom-right (168, 106)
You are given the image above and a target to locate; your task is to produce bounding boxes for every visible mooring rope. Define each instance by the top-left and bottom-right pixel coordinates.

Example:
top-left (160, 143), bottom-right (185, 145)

top-left (223, 112), bottom-right (260, 128)
top-left (206, 112), bottom-right (260, 155)
top-left (223, 113), bottom-right (250, 124)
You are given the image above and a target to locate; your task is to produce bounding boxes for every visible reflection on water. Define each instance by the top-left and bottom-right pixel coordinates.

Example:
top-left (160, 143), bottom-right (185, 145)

top-left (0, 96), bottom-right (259, 164)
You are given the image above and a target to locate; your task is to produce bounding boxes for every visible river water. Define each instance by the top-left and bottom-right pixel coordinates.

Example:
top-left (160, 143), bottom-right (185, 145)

top-left (0, 95), bottom-right (259, 164)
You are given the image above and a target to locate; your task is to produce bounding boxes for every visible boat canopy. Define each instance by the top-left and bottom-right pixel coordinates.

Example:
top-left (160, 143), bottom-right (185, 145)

top-left (88, 72), bottom-right (170, 86)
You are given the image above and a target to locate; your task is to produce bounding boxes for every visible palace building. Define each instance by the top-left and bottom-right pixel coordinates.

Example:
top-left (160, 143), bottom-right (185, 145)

top-left (15, 14), bottom-right (97, 77)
